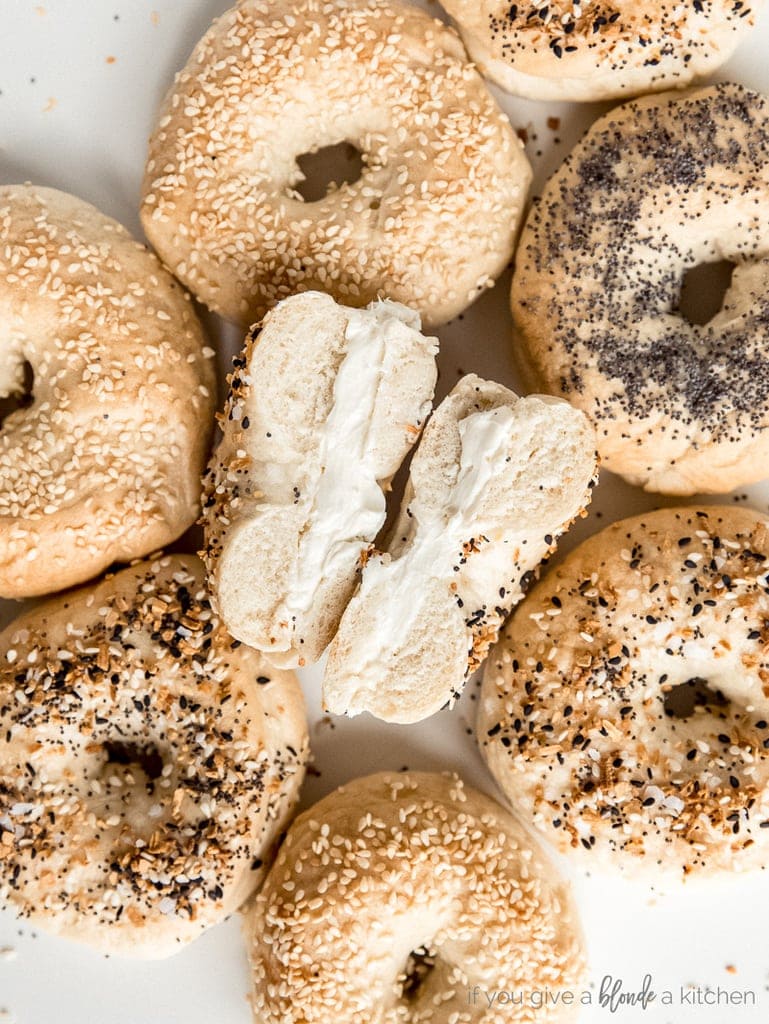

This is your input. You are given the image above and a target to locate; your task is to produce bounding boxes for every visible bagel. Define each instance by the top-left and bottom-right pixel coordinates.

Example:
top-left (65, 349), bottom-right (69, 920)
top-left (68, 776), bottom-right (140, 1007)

top-left (140, 0), bottom-right (531, 328)
top-left (511, 83), bottom-right (769, 496)
top-left (0, 185), bottom-right (215, 598)
top-left (322, 375), bottom-right (597, 724)
top-left (0, 554), bottom-right (308, 957)
top-left (480, 506), bottom-right (769, 878)
top-left (202, 291), bottom-right (438, 667)
top-left (247, 771), bottom-right (586, 1023)
top-left (440, 1), bottom-right (763, 102)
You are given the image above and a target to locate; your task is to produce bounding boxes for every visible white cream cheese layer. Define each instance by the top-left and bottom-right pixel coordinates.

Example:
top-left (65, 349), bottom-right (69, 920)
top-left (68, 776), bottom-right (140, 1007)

top-left (336, 404), bottom-right (516, 692)
top-left (275, 301), bottom-right (435, 644)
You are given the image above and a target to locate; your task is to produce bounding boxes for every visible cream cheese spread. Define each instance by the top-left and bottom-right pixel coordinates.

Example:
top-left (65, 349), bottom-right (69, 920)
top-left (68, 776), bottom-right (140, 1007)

top-left (334, 404), bottom-right (516, 694)
top-left (273, 300), bottom-right (437, 647)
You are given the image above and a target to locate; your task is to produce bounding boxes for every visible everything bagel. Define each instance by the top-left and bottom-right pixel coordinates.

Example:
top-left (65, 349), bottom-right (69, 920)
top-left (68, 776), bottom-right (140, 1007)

top-left (480, 506), bottom-right (769, 878)
top-left (0, 554), bottom-right (308, 957)
top-left (440, 0), bottom-right (763, 101)
top-left (203, 291), bottom-right (438, 668)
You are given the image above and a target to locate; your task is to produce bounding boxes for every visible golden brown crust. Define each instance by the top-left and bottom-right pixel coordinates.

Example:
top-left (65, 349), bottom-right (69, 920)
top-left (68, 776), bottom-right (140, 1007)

top-left (247, 772), bottom-right (585, 1023)
top-left (480, 506), bottom-right (769, 879)
top-left (141, 0), bottom-right (531, 328)
top-left (0, 185), bottom-right (216, 597)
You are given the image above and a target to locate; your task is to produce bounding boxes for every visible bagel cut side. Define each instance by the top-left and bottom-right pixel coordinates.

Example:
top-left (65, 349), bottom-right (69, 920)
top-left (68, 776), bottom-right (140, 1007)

top-left (203, 291), bottom-right (438, 668)
top-left (323, 375), bottom-right (598, 724)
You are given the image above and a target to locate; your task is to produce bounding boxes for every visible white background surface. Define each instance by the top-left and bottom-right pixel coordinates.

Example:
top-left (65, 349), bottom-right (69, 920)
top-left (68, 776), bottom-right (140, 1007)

top-left (1, 1), bottom-right (769, 1021)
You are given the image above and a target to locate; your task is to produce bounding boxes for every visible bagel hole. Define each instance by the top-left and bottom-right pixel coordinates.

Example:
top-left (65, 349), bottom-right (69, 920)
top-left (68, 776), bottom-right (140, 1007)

top-left (663, 677), bottom-right (729, 719)
top-left (400, 946), bottom-right (437, 1001)
top-left (294, 142), bottom-right (364, 202)
top-left (676, 260), bottom-right (735, 326)
top-left (0, 360), bottom-right (34, 425)
top-left (104, 741), bottom-right (164, 781)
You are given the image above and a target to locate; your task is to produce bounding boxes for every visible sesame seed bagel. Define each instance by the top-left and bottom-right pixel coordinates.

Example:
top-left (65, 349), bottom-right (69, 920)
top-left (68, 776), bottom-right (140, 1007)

top-left (203, 292), bottom-right (438, 668)
top-left (479, 506), bottom-right (769, 878)
top-left (140, 0), bottom-right (531, 328)
top-left (512, 83), bottom-right (769, 495)
top-left (247, 772), bottom-right (586, 1023)
top-left (0, 554), bottom-right (308, 958)
top-left (0, 185), bottom-right (216, 598)
top-left (441, 1), bottom-right (762, 102)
